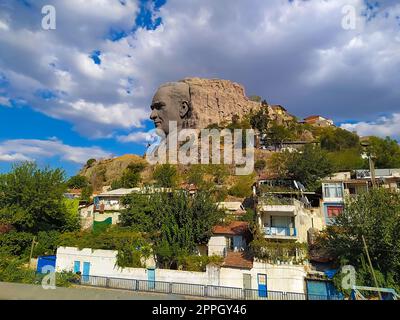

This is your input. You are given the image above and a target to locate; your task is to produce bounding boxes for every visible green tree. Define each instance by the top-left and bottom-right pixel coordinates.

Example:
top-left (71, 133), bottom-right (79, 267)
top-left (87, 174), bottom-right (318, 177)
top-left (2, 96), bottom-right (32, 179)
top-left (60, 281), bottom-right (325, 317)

top-left (153, 164), bottom-right (178, 188)
top-left (254, 159), bottom-right (267, 174)
top-left (320, 127), bottom-right (360, 151)
top-left (228, 174), bottom-right (255, 198)
top-left (250, 107), bottom-right (270, 134)
top-left (266, 123), bottom-right (294, 149)
top-left (111, 162), bottom-right (146, 189)
top-left (207, 164), bottom-right (229, 185)
top-left (365, 136), bottom-right (400, 168)
top-left (327, 148), bottom-right (365, 171)
top-left (187, 164), bottom-right (205, 186)
top-left (86, 158), bottom-right (96, 167)
top-left (80, 185), bottom-right (93, 202)
top-left (319, 188), bottom-right (400, 292)
top-left (59, 227), bottom-right (151, 268)
top-left (0, 162), bottom-right (79, 233)
top-left (120, 190), bottom-right (224, 269)
top-left (66, 175), bottom-right (88, 189)
top-left (285, 145), bottom-right (334, 191)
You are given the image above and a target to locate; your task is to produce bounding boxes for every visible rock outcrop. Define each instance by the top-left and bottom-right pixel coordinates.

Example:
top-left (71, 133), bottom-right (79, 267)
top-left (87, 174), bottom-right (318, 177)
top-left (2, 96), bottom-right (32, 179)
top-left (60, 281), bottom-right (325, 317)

top-left (179, 77), bottom-right (261, 128)
top-left (79, 154), bottom-right (149, 192)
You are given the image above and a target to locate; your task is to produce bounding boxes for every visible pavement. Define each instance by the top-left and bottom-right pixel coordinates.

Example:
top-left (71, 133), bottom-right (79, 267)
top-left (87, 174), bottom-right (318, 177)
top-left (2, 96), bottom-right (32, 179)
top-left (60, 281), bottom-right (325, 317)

top-left (0, 282), bottom-right (188, 300)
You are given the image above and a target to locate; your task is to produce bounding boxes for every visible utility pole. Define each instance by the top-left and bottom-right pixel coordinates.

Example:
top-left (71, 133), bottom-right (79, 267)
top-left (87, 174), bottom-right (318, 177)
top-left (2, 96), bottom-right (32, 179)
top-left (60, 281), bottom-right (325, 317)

top-left (369, 156), bottom-right (376, 188)
top-left (29, 236), bottom-right (37, 268)
top-left (360, 141), bottom-right (376, 188)
top-left (362, 235), bottom-right (382, 300)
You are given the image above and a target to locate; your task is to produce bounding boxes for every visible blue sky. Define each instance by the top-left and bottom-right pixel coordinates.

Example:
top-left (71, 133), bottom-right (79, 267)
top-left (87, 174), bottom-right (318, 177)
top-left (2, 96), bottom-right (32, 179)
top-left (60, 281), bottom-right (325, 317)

top-left (0, 0), bottom-right (399, 176)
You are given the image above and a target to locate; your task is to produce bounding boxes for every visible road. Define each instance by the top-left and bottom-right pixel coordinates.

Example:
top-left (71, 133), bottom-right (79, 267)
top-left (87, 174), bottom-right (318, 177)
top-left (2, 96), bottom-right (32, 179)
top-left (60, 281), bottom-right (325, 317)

top-left (0, 282), bottom-right (188, 300)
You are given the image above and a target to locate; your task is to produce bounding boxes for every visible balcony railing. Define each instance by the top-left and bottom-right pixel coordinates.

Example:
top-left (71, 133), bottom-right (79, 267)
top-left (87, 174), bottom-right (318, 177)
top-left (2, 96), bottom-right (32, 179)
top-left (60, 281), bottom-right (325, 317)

top-left (259, 197), bottom-right (295, 206)
top-left (264, 227), bottom-right (297, 237)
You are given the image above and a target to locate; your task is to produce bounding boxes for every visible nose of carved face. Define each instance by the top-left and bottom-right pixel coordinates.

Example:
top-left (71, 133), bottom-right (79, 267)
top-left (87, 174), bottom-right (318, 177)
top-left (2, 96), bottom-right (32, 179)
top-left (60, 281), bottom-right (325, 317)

top-left (150, 110), bottom-right (162, 128)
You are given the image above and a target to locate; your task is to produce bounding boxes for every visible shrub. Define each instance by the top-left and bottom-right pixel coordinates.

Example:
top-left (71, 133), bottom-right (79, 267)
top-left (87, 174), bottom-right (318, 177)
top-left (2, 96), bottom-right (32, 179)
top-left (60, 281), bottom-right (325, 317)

top-left (177, 255), bottom-right (223, 272)
top-left (249, 236), bottom-right (308, 264)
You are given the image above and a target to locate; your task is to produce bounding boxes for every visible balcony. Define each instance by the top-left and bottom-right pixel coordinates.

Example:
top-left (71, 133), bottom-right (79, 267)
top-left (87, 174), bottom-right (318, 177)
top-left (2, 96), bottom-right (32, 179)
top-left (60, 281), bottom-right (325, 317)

top-left (264, 227), bottom-right (297, 239)
top-left (258, 197), bottom-right (296, 213)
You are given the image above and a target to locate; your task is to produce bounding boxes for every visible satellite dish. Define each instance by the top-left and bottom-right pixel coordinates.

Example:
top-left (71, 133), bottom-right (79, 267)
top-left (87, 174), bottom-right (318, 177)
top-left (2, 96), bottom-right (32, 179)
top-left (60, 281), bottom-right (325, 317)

top-left (298, 181), bottom-right (306, 192)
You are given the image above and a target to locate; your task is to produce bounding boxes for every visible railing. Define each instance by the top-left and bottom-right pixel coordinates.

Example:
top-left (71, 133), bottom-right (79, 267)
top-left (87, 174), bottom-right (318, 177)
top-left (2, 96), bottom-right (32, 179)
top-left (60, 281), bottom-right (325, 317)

top-left (260, 196), bottom-right (295, 206)
top-left (72, 274), bottom-right (342, 300)
top-left (264, 226), bottom-right (297, 237)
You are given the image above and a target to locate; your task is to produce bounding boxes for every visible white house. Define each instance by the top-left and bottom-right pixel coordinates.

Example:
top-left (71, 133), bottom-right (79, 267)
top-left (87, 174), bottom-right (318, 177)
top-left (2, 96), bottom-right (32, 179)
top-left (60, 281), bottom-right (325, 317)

top-left (208, 221), bottom-right (249, 257)
top-left (257, 196), bottom-right (324, 243)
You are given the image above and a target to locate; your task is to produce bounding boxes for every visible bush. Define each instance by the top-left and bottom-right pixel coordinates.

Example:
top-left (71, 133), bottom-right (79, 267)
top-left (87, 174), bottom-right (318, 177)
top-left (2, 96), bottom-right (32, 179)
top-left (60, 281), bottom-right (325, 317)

top-left (177, 255), bottom-right (223, 272)
top-left (228, 175), bottom-right (255, 198)
top-left (254, 159), bottom-right (266, 173)
top-left (153, 164), bottom-right (178, 188)
top-left (249, 236), bottom-right (308, 264)
top-left (66, 175), bottom-right (88, 189)
top-left (86, 159), bottom-right (96, 167)
top-left (59, 227), bottom-right (151, 268)
top-left (0, 231), bottom-right (35, 258)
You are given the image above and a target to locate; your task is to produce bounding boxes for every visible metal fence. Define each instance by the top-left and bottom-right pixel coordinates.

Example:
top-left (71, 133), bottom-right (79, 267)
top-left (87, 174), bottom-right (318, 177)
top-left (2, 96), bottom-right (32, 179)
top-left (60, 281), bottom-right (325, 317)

top-left (74, 275), bottom-right (342, 300)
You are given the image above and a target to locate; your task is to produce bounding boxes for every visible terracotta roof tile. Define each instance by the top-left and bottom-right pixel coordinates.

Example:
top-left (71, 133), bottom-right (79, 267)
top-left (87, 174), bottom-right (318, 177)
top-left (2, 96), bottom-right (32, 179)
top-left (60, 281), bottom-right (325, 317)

top-left (223, 252), bottom-right (253, 269)
top-left (212, 221), bottom-right (249, 235)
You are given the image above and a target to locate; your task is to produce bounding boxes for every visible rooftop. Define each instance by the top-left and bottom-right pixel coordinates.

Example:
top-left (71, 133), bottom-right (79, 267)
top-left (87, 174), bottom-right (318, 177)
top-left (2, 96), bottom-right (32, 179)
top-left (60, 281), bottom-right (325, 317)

top-left (98, 188), bottom-right (140, 197)
top-left (212, 221), bottom-right (249, 236)
top-left (222, 251), bottom-right (253, 269)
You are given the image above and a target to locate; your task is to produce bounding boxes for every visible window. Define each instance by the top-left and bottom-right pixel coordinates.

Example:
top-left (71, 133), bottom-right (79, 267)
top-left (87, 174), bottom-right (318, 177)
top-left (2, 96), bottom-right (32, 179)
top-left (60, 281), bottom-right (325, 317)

top-left (323, 183), bottom-right (343, 198)
top-left (327, 206), bottom-right (343, 218)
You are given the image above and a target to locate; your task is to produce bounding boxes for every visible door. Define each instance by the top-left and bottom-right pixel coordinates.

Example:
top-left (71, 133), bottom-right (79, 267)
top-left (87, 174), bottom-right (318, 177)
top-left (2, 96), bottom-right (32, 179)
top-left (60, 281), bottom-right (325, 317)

top-left (243, 274), bottom-right (252, 299)
top-left (73, 261), bottom-right (81, 273)
top-left (233, 236), bottom-right (242, 252)
top-left (147, 268), bottom-right (155, 289)
top-left (257, 273), bottom-right (267, 298)
top-left (82, 262), bottom-right (90, 282)
top-left (271, 216), bottom-right (291, 236)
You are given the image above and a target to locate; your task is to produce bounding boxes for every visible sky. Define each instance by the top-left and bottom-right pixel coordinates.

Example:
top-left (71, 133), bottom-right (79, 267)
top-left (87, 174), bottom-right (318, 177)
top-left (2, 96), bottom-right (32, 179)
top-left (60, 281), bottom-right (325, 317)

top-left (0, 0), bottom-right (399, 176)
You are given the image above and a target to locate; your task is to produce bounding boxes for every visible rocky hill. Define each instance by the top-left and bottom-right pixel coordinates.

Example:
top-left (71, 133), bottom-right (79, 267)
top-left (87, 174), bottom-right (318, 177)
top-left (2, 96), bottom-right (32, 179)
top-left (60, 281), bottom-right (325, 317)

top-left (78, 78), bottom-right (327, 191)
top-left (179, 77), bottom-right (261, 128)
top-left (79, 154), bottom-right (149, 192)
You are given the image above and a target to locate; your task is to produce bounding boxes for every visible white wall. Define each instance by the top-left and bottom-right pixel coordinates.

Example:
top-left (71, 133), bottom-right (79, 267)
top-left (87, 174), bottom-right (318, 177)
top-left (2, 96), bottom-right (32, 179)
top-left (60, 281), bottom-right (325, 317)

top-left (208, 236), bottom-right (227, 256)
top-left (56, 247), bottom-right (117, 277)
top-left (219, 263), bottom-right (306, 294)
top-left (56, 247), bottom-right (307, 294)
top-left (94, 212), bottom-right (120, 224)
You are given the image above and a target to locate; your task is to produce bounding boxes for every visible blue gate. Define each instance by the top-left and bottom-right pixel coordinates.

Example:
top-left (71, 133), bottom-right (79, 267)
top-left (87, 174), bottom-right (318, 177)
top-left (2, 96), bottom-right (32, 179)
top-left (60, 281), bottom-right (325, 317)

top-left (82, 262), bottom-right (91, 282)
top-left (147, 268), bottom-right (155, 289)
top-left (36, 255), bottom-right (56, 274)
top-left (257, 273), bottom-right (267, 297)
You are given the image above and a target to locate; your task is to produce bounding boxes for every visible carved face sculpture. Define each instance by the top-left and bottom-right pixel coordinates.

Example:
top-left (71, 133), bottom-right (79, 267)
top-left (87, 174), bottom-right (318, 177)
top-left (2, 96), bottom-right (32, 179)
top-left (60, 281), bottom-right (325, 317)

top-left (150, 82), bottom-right (191, 135)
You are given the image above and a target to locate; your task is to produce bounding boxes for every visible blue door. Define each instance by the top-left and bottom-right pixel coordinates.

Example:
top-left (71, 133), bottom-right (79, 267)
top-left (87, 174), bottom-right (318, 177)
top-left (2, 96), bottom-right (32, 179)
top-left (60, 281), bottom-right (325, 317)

top-left (233, 236), bottom-right (242, 251)
top-left (257, 273), bottom-right (267, 297)
top-left (73, 261), bottom-right (81, 273)
top-left (82, 262), bottom-right (90, 282)
top-left (147, 268), bottom-right (155, 289)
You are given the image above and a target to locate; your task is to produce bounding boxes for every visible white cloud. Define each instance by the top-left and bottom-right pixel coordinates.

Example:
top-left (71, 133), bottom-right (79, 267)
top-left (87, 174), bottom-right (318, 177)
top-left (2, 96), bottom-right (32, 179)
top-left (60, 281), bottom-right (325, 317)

top-left (0, 138), bottom-right (111, 163)
top-left (0, 0), bottom-right (399, 139)
top-left (0, 96), bottom-right (11, 107)
top-left (117, 131), bottom-right (153, 144)
top-left (0, 20), bottom-right (9, 31)
top-left (340, 113), bottom-right (400, 140)
top-left (0, 153), bottom-right (31, 162)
